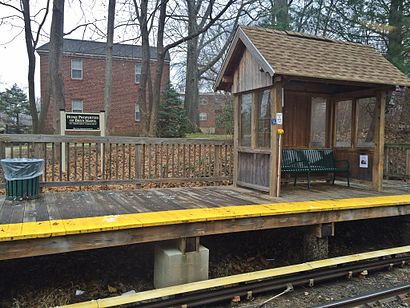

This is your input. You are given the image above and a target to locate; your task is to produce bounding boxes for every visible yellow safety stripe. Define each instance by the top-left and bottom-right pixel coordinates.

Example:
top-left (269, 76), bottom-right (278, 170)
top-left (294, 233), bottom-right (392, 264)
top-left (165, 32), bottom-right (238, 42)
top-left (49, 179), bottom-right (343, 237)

top-left (58, 244), bottom-right (410, 308)
top-left (0, 194), bottom-right (409, 242)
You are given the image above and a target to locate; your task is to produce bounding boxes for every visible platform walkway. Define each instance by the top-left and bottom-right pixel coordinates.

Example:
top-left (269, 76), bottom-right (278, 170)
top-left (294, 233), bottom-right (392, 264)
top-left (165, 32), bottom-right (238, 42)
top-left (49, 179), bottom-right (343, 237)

top-left (0, 180), bottom-right (409, 260)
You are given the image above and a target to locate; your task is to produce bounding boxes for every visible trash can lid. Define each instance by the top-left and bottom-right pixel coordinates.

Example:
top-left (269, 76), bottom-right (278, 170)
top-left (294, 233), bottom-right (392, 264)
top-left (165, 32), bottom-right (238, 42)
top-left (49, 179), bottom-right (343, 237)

top-left (1, 158), bottom-right (44, 181)
top-left (1, 158), bottom-right (44, 163)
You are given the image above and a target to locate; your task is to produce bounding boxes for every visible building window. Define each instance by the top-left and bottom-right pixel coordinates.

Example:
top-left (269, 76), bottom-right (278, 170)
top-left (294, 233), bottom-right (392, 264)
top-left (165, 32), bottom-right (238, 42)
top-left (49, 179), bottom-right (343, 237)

top-left (135, 103), bottom-right (141, 122)
top-left (199, 112), bottom-right (208, 121)
top-left (72, 100), bottom-right (83, 112)
top-left (71, 59), bottom-right (83, 80)
top-left (356, 97), bottom-right (376, 147)
top-left (257, 89), bottom-right (271, 148)
top-left (135, 63), bottom-right (142, 84)
top-left (335, 100), bottom-right (352, 147)
top-left (310, 97), bottom-right (327, 148)
top-left (239, 93), bottom-right (252, 147)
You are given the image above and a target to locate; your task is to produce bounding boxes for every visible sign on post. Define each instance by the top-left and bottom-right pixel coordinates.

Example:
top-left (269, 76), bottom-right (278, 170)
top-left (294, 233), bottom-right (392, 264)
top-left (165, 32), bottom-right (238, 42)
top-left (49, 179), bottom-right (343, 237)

top-left (60, 111), bottom-right (105, 172)
top-left (65, 113), bottom-right (101, 130)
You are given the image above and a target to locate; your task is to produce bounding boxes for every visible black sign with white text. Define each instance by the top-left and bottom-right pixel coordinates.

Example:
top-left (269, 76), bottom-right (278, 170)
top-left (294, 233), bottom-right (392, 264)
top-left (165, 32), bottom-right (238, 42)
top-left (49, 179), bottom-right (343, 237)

top-left (66, 113), bottom-right (100, 130)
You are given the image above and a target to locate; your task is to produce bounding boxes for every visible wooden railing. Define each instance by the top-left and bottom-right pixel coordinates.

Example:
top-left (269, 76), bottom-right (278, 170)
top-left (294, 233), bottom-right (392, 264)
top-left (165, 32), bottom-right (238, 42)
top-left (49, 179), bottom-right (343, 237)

top-left (0, 134), bottom-right (234, 188)
top-left (384, 144), bottom-right (410, 180)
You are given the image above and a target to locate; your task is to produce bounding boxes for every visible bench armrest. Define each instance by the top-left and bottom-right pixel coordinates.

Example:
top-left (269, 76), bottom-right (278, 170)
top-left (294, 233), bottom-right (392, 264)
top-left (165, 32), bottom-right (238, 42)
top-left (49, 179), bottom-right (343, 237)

top-left (335, 159), bottom-right (350, 169)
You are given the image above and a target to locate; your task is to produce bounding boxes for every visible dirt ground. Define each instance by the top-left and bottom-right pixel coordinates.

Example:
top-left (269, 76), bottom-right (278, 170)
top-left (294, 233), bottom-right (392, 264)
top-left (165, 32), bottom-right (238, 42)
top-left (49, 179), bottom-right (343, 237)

top-left (0, 217), bottom-right (408, 307)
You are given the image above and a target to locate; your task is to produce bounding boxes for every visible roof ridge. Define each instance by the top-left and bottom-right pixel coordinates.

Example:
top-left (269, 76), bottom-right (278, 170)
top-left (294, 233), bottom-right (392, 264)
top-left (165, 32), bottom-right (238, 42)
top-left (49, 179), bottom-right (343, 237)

top-left (239, 25), bottom-right (373, 48)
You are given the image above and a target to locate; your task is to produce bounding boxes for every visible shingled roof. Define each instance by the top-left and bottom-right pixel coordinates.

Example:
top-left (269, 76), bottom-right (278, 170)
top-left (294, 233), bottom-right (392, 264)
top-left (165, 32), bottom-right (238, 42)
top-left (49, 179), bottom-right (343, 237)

top-left (216, 26), bottom-right (410, 89)
top-left (37, 38), bottom-right (171, 61)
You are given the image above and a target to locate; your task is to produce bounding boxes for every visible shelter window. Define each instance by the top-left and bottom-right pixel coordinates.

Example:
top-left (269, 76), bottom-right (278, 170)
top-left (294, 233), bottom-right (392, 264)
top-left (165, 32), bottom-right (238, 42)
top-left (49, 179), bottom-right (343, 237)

top-left (356, 97), bottom-right (376, 147)
top-left (310, 97), bottom-right (327, 148)
top-left (239, 93), bottom-right (252, 146)
top-left (257, 89), bottom-right (271, 148)
top-left (71, 59), bottom-right (83, 80)
top-left (72, 100), bottom-right (83, 113)
top-left (335, 100), bottom-right (352, 147)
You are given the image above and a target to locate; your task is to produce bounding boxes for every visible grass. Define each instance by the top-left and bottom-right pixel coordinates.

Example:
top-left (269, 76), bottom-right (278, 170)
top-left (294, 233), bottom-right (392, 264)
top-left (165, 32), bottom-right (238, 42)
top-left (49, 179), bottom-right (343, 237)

top-left (186, 133), bottom-right (233, 140)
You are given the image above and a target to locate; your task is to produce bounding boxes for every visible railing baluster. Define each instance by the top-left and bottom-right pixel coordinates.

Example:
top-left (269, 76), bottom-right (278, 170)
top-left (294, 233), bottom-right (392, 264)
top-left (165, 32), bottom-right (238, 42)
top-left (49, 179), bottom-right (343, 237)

top-left (95, 142), bottom-right (99, 179)
top-left (171, 144), bottom-right (175, 178)
top-left (66, 142), bottom-right (70, 181)
top-left (148, 144), bottom-right (152, 179)
top-left (74, 143), bottom-right (77, 180)
top-left (122, 143), bottom-right (125, 179)
top-left (128, 144), bottom-right (132, 179)
top-left (115, 143), bottom-right (119, 179)
top-left (109, 143), bottom-right (112, 179)
top-left (88, 143), bottom-right (91, 180)
top-left (43, 143), bottom-right (47, 182)
top-left (51, 142), bottom-right (55, 182)
top-left (81, 143), bottom-right (85, 181)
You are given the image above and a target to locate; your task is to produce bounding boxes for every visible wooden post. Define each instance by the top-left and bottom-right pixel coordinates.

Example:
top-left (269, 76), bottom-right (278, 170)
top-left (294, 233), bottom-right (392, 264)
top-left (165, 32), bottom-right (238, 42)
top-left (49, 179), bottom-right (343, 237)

top-left (100, 110), bottom-right (105, 173)
top-left (60, 110), bottom-right (66, 173)
top-left (233, 94), bottom-right (239, 187)
top-left (269, 78), bottom-right (283, 196)
top-left (372, 91), bottom-right (386, 191)
top-left (406, 149), bottom-right (410, 180)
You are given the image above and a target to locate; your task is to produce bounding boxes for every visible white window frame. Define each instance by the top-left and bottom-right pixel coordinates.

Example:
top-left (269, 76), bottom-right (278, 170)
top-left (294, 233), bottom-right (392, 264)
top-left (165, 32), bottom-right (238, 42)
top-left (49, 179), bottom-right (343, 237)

top-left (72, 100), bottom-right (84, 113)
top-left (135, 63), bottom-right (142, 84)
top-left (135, 103), bottom-right (141, 122)
top-left (71, 59), bottom-right (83, 80)
top-left (199, 112), bottom-right (208, 121)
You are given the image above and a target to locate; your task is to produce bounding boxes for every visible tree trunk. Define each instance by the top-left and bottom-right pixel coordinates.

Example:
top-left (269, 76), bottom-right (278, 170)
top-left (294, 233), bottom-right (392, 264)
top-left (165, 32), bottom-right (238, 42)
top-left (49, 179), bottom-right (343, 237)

top-left (103, 0), bottom-right (116, 135)
top-left (387, 0), bottom-right (404, 70)
top-left (21, 0), bottom-right (40, 133)
top-left (40, 0), bottom-right (65, 134)
top-left (273, 0), bottom-right (289, 30)
top-left (184, 0), bottom-right (200, 129)
top-left (148, 0), bottom-right (167, 137)
top-left (134, 0), bottom-right (153, 137)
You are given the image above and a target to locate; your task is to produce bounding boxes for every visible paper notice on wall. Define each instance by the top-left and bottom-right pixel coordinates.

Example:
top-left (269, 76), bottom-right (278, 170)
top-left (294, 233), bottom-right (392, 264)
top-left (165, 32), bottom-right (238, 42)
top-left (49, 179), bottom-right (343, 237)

top-left (276, 113), bottom-right (283, 125)
top-left (359, 155), bottom-right (368, 168)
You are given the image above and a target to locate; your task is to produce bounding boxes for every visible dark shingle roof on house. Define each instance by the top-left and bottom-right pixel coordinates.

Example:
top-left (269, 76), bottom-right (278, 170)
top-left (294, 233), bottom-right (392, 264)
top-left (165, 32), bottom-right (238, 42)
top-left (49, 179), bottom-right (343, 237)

top-left (37, 38), bottom-right (170, 61)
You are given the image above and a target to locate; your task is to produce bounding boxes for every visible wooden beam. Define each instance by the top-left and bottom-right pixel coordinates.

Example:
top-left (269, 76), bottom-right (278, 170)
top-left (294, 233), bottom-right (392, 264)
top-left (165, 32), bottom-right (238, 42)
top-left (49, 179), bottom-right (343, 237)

top-left (2, 203), bottom-right (410, 261)
top-left (251, 92), bottom-right (258, 149)
top-left (270, 79), bottom-right (283, 196)
top-left (372, 91), bottom-right (386, 191)
top-left (233, 94), bottom-right (239, 187)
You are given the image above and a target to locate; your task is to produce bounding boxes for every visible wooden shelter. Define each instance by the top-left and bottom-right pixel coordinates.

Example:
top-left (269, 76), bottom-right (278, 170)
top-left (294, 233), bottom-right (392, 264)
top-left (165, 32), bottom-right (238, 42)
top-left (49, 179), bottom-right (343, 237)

top-left (215, 26), bottom-right (410, 196)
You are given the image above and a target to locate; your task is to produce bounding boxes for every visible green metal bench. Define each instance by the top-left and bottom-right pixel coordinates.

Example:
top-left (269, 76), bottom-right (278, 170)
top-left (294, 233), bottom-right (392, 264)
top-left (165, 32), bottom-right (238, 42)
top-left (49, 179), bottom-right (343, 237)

top-left (282, 149), bottom-right (350, 189)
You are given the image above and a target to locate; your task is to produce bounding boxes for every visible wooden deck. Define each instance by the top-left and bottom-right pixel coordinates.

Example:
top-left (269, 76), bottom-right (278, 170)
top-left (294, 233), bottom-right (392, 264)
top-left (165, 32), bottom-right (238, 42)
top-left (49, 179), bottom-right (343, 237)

top-left (1, 181), bottom-right (409, 225)
top-left (0, 180), bottom-right (409, 260)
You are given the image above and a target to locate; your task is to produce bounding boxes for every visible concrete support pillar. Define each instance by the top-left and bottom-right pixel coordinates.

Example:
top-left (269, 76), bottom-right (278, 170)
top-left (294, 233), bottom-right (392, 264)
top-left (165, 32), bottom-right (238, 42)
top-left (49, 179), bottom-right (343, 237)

top-left (154, 237), bottom-right (209, 289)
top-left (303, 223), bottom-right (333, 261)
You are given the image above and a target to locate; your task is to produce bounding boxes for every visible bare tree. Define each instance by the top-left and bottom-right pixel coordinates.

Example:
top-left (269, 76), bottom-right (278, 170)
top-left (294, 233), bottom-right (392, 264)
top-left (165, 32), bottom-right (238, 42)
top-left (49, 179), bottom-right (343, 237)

top-left (182, 0), bottom-right (252, 128)
top-left (132, 0), bottom-right (238, 136)
top-left (40, 0), bottom-right (65, 134)
top-left (0, 0), bottom-right (50, 133)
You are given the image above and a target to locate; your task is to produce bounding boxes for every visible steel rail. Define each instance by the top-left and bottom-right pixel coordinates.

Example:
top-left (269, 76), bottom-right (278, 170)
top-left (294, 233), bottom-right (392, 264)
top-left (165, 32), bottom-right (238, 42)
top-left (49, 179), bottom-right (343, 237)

top-left (127, 255), bottom-right (410, 308)
top-left (312, 284), bottom-right (410, 308)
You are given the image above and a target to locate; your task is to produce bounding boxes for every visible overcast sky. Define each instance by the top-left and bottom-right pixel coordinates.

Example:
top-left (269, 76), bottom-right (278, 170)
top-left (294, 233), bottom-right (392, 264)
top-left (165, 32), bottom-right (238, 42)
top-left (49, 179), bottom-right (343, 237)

top-left (0, 1), bottom-right (151, 94)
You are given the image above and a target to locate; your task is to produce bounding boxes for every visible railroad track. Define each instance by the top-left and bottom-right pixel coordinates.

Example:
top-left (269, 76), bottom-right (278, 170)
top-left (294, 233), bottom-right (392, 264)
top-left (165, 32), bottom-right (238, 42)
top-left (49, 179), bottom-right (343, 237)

top-left (313, 284), bottom-right (410, 307)
top-left (62, 245), bottom-right (410, 308)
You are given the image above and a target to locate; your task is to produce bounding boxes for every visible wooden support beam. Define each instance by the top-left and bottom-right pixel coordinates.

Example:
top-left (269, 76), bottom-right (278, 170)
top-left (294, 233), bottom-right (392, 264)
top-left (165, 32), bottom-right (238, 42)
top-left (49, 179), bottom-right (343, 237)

top-left (311, 223), bottom-right (335, 238)
top-left (372, 91), bottom-right (386, 191)
top-left (2, 204), bottom-right (410, 261)
top-left (178, 237), bottom-right (200, 253)
top-left (269, 79), bottom-right (283, 196)
top-left (233, 94), bottom-right (239, 187)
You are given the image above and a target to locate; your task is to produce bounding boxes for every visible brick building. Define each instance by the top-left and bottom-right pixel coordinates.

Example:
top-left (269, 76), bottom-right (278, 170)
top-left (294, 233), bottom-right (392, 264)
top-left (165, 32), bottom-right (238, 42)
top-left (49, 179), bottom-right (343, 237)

top-left (178, 92), bottom-right (231, 134)
top-left (37, 39), bottom-right (170, 135)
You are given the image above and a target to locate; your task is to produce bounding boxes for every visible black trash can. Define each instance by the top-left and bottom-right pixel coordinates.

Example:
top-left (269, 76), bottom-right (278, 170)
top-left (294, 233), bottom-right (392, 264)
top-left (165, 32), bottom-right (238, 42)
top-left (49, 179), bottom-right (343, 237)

top-left (1, 158), bottom-right (44, 200)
